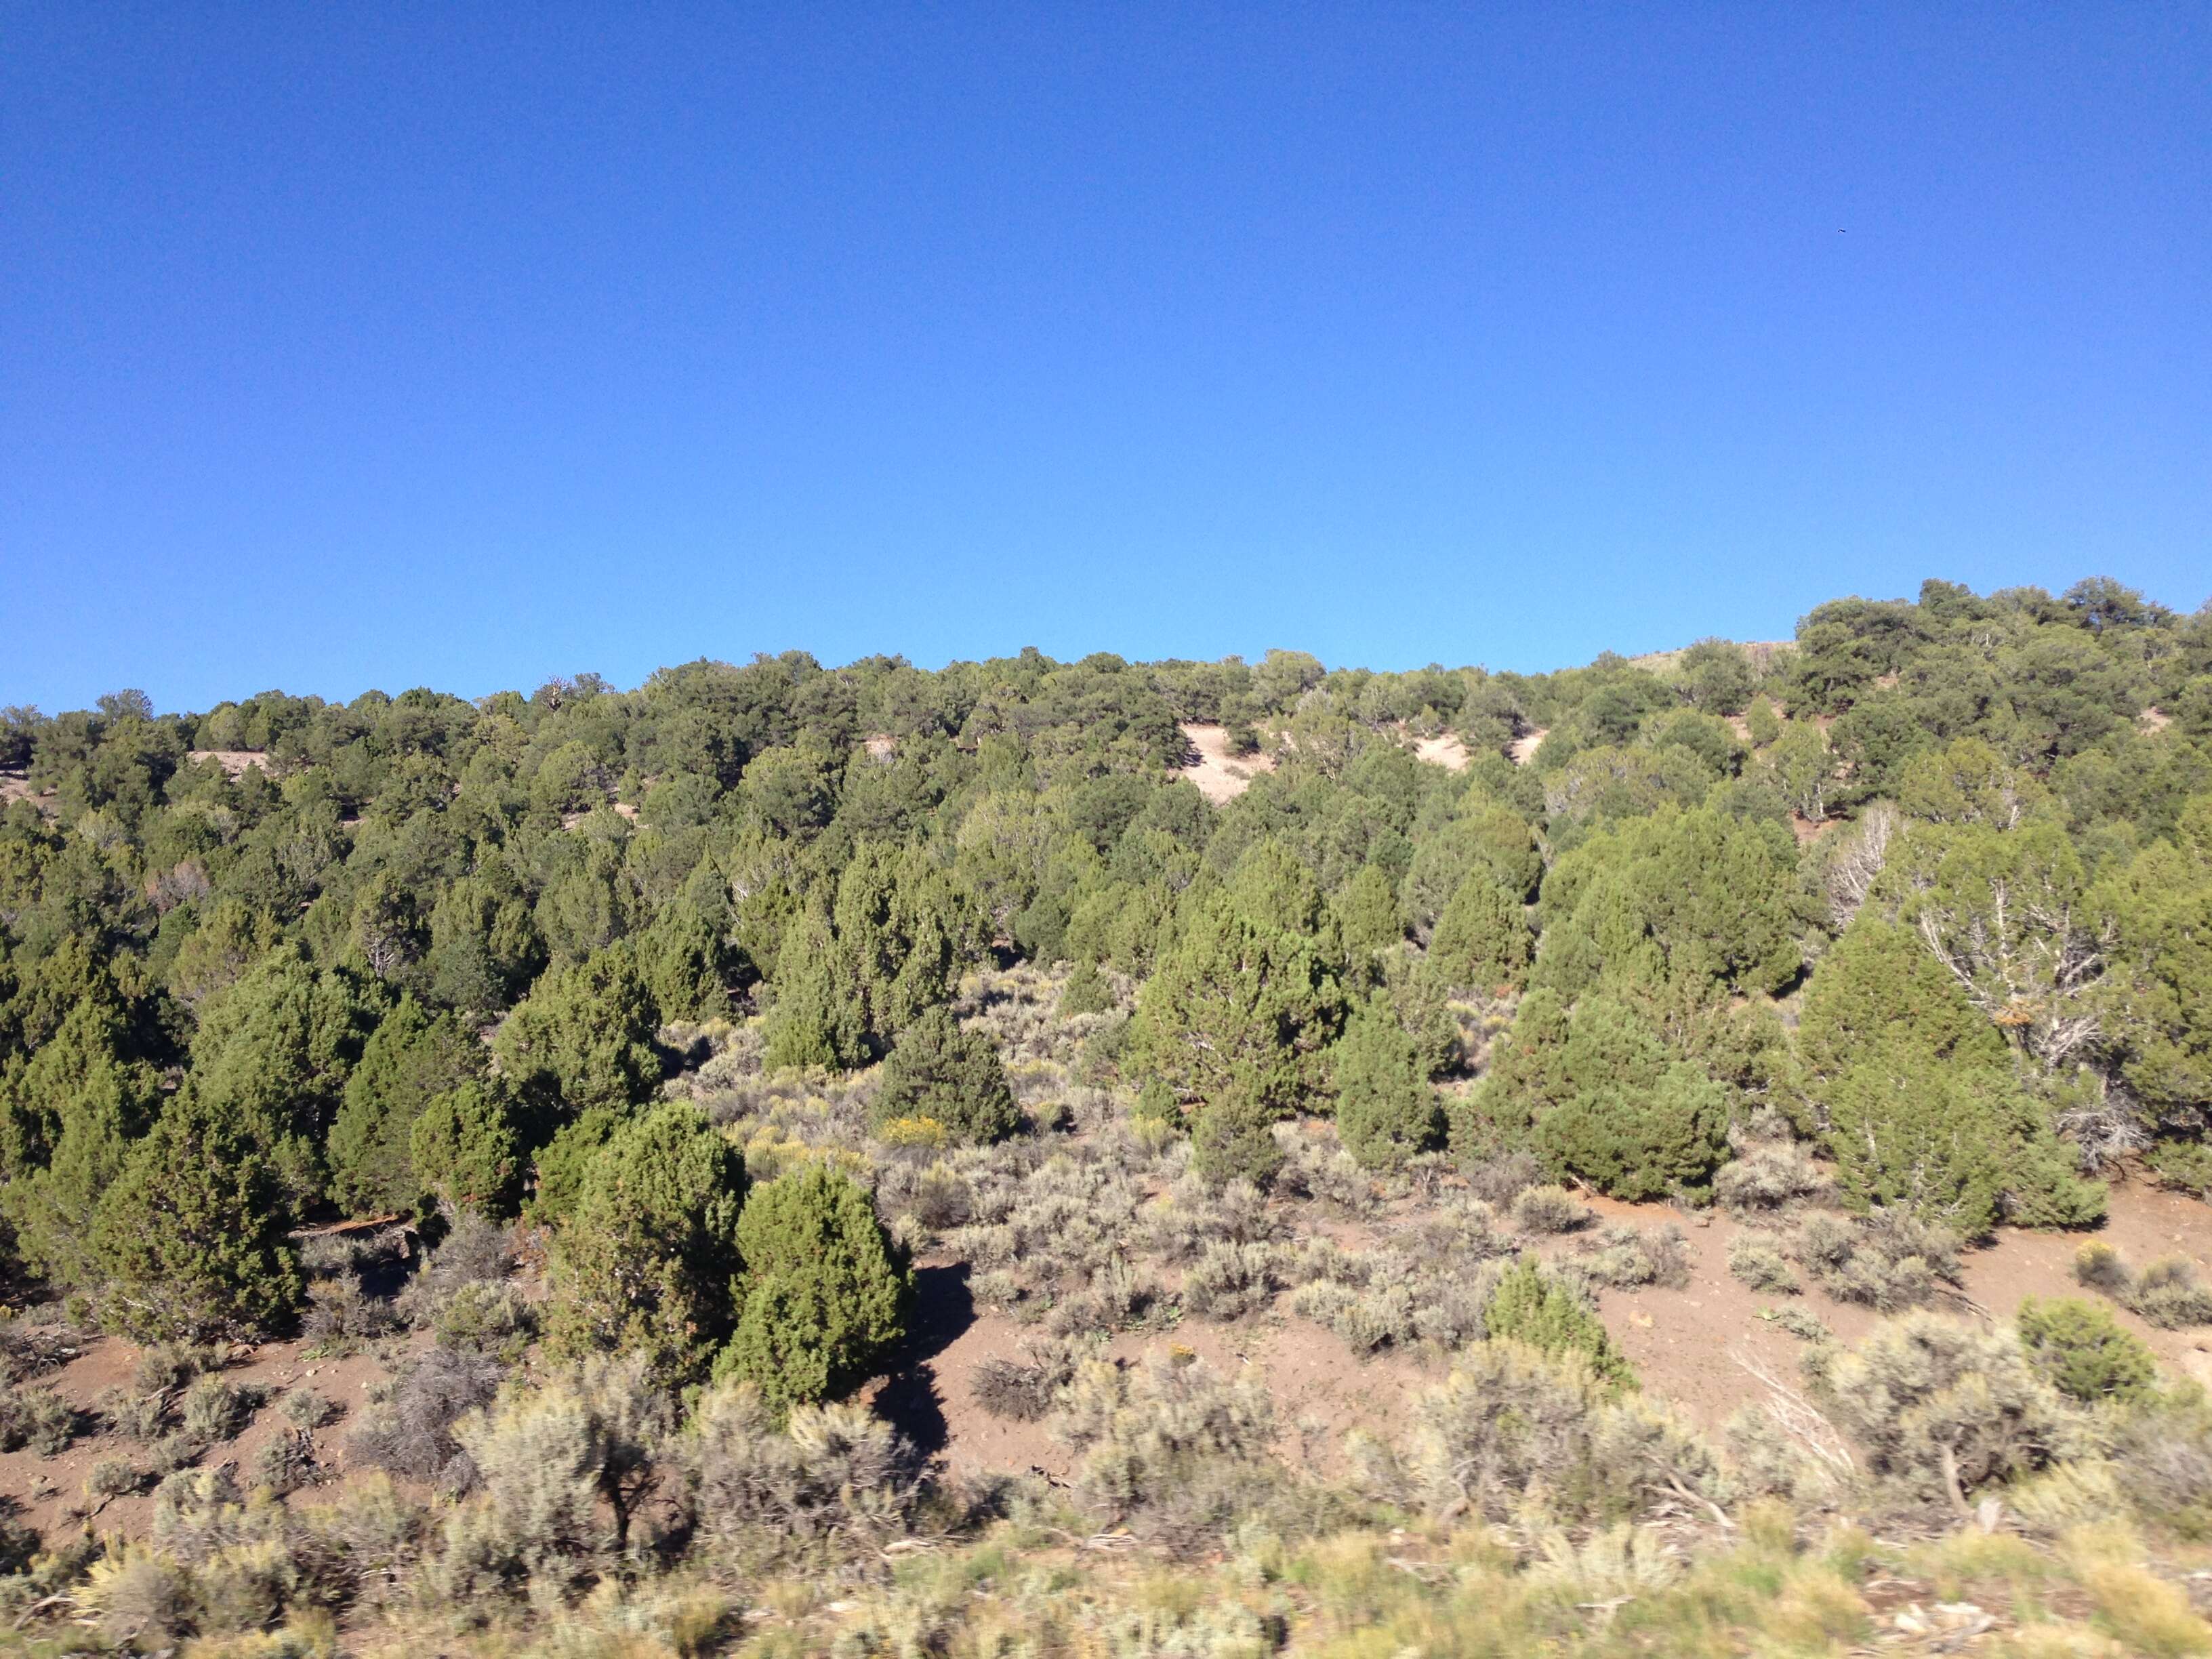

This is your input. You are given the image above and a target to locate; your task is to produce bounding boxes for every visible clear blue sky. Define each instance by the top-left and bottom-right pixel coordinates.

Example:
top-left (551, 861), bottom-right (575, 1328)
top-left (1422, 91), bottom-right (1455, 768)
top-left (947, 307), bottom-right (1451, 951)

top-left (4, 5), bottom-right (2207, 714)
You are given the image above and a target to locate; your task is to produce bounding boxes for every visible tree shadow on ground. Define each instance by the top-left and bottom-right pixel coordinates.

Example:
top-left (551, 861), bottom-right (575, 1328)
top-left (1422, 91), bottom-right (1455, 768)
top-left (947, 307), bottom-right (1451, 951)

top-left (873, 1263), bottom-right (974, 1460)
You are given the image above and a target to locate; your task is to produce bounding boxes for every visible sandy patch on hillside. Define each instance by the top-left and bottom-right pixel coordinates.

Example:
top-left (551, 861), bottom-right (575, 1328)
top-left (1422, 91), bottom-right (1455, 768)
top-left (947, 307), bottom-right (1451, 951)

top-left (1178, 724), bottom-right (1275, 804)
top-left (1508, 728), bottom-right (1547, 766)
top-left (1413, 735), bottom-right (1471, 771)
top-left (186, 750), bottom-right (270, 779)
top-left (1629, 641), bottom-right (1795, 676)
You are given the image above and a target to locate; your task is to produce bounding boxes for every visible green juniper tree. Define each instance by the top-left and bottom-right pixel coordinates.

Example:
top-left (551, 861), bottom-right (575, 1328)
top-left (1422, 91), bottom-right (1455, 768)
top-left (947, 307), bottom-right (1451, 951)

top-left (89, 1084), bottom-right (304, 1341)
top-left (718, 1164), bottom-right (911, 1408)
top-left (546, 1102), bottom-right (746, 1385)
top-left (872, 1006), bottom-right (1019, 1143)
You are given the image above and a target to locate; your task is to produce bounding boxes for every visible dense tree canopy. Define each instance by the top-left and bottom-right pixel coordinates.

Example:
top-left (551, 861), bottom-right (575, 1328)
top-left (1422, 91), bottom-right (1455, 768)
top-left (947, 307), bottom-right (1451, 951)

top-left (1, 577), bottom-right (2209, 1404)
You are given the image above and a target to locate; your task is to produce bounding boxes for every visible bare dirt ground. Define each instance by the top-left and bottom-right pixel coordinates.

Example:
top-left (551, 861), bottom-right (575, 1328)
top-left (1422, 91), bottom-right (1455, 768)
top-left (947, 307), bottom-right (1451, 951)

top-left (0, 771), bottom-right (52, 812)
top-left (1412, 735), bottom-right (1471, 771)
top-left (1177, 723), bottom-right (1275, 804)
top-left (1566, 1178), bottom-right (2212, 1429)
top-left (0, 1332), bottom-right (412, 1541)
top-left (186, 750), bottom-right (271, 779)
top-left (1508, 727), bottom-right (1547, 766)
top-left (14, 1173), bottom-right (2210, 1542)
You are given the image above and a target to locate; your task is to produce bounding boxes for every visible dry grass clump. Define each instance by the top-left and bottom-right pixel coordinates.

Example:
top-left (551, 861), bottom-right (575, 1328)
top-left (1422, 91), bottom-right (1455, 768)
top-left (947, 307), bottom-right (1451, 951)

top-left (348, 1347), bottom-right (506, 1494)
top-left (83, 1457), bottom-right (144, 1502)
top-left (1182, 1241), bottom-right (1282, 1321)
top-left (281, 1389), bottom-right (340, 1432)
top-left (1789, 1210), bottom-right (1961, 1311)
top-left (1464, 1149), bottom-right (1545, 1208)
top-left (946, 1147), bottom-right (1162, 1326)
top-left (180, 1376), bottom-right (263, 1444)
top-left (1715, 1141), bottom-right (1833, 1221)
top-left (431, 1281), bottom-right (536, 1361)
top-left (297, 1227), bottom-right (413, 1356)
top-left (94, 1344), bottom-right (234, 1465)
top-left (395, 1213), bottom-right (520, 1330)
top-left (1728, 1235), bottom-right (1802, 1294)
top-left (2126, 1256), bottom-right (2212, 1329)
top-left (1044, 1254), bottom-right (1166, 1338)
top-left (1354, 1338), bottom-right (1723, 1528)
top-left (0, 1319), bottom-right (81, 1387)
top-left (1578, 1223), bottom-right (1692, 1290)
top-left (1512, 1184), bottom-right (1593, 1235)
top-left (1288, 1246), bottom-right (1496, 1355)
top-left (0, 1384), bottom-right (78, 1455)
top-left (300, 1275), bottom-right (398, 1353)
top-left (680, 1378), bottom-right (917, 1560)
top-left (436, 1355), bottom-right (676, 1605)
top-left (2073, 1240), bottom-right (2131, 1294)
top-left (2074, 1243), bottom-right (2212, 1329)
top-left (691, 1063), bottom-right (876, 1174)
top-left (1805, 1313), bottom-right (2090, 1511)
top-left (133, 1340), bottom-right (226, 1397)
top-left (249, 1429), bottom-right (323, 1498)
top-left (958, 963), bottom-right (1116, 1073)
top-left (1053, 1354), bottom-right (1284, 1548)
top-left (83, 1368), bottom-right (266, 1476)
top-left (70, 1459), bottom-right (428, 1646)
top-left (875, 1155), bottom-right (981, 1238)
top-left (970, 1336), bottom-right (1086, 1422)
top-left (1143, 1172), bottom-right (1277, 1263)
top-left (1277, 1192), bottom-right (1517, 1355)
top-left (1756, 1305), bottom-right (1832, 1343)
top-left (1273, 1123), bottom-right (1386, 1215)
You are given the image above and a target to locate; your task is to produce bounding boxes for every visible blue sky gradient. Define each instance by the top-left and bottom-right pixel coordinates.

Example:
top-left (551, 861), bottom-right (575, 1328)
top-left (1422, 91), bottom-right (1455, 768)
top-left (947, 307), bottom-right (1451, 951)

top-left (3, 4), bottom-right (2207, 713)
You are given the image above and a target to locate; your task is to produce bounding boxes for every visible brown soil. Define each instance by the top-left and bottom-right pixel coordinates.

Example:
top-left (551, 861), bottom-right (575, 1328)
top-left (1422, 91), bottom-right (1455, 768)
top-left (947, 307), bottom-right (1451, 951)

top-left (13, 1172), bottom-right (2209, 1544)
top-left (907, 1298), bottom-right (1427, 1487)
top-left (1553, 1179), bottom-right (2212, 1429)
top-left (1789, 813), bottom-right (1839, 846)
top-left (1508, 728), bottom-right (1547, 766)
top-left (1177, 723), bottom-right (1275, 804)
top-left (0, 1333), bottom-right (411, 1541)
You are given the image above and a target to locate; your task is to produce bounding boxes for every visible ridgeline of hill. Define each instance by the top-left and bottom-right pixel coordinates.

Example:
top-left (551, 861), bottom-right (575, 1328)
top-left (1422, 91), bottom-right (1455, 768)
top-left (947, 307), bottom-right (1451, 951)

top-left (5, 574), bottom-right (2212, 1654)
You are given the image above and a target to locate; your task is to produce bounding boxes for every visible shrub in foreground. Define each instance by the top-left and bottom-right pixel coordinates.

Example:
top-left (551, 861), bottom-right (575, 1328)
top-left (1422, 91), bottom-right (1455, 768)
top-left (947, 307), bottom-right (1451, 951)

top-left (717, 1164), bottom-right (912, 1408)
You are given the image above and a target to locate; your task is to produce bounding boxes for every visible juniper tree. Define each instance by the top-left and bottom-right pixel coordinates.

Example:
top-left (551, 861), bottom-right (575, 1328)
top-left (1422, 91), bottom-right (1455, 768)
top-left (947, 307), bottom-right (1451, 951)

top-left (410, 1079), bottom-right (525, 1218)
top-left (546, 1102), bottom-right (746, 1385)
top-left (872, 1006), bottom-right (1018, 1143)
top-left (327, 994), bottom-right (484, 1214)
top-left (491, 951), bottom-right (660, 1120)
top-left (89, 1084), bottom-right (304, 1341)
top-left (718, 1164), bottom-right (911, 1408)
top-left (1420, 872), bottom-right (1530, 996)
top-left (1332, 1001), bottom-right (1441, 1171)
top-left (1797, 918), bottom-right (2104, 1234)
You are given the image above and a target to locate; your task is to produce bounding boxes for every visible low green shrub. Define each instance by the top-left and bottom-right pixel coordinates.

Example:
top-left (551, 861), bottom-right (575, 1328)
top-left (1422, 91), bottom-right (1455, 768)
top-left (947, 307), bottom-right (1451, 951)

top-left (2018, 1296), bottom-right (2159, 1404)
